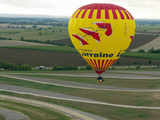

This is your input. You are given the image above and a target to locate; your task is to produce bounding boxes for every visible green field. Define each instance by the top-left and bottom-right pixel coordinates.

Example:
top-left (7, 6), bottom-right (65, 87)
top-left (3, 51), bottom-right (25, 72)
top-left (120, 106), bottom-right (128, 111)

top-left (19, 73), bottom-right (160, 89)
top-left (123, 52), bottom-right (160, 60)
top-left (0, 45), bottom-right (75, 53)
top-left (1, 76), bottom-right (160, 107)
top-left (0, 20), bottom-right (159, 50)
top-left (0, 114), bottom-right (5, 120)
top-left (0, 26), bottom-right (68, 41)
top-left (1, 69), bottom-right (160, 120)
top-left (136, 24), bottom-right (160, 33)
top-left (0, 99), bottom-right (70, 120)
top-left (1, 91), bottom-right (160, 120)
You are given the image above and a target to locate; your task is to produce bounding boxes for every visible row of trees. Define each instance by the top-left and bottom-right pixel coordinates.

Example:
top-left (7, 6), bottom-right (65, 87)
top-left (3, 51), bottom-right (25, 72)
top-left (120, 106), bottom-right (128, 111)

top-left (52, 65), bottom-right (91, 71)
top-left (0, 37), bottom-right (12, 40)
top-left (0, 61), bottom-right (92, 71)
top-left (0, 62), bottom-right (32, 71)
top-left (0, 62), bottom-right (159, 71)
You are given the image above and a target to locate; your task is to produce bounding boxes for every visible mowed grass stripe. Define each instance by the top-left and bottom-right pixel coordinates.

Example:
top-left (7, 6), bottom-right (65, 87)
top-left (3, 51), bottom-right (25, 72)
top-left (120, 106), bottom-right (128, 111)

top-left (0, 76), bottom-right (160, 107)
top-left (19, 74), bottom-right (160, 89)
top-left (0, 45), bottom-right (76, 53)
top-left (122, 52), bottom-right (160, 60)
top-left (0, 114), bottom-right (5, 120)
top-left (0, 99), bottom-right (70, 120)
top-left (0, 91), bottom-right (159, 120)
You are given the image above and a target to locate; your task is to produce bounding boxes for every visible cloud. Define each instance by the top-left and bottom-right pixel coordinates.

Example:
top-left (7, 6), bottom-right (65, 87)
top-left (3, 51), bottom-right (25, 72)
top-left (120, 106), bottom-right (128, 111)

top-left (126, 0), bottom-right (160, 19)
top-left (0, 0), bottom-right (55, 8)
top-left (0, 0), bottom-right (159, 19)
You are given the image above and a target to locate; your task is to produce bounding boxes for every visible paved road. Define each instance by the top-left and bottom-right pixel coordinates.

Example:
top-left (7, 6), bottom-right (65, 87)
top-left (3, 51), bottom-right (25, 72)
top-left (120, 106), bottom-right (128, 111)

top-left (2, 74), bottom-right (160, 92)
top-left (0, 95), bottom-right (107, 120)
top-left (0, 107), bottom-right (29, 120)
top-left (1, 84), bottom-right (160, 110)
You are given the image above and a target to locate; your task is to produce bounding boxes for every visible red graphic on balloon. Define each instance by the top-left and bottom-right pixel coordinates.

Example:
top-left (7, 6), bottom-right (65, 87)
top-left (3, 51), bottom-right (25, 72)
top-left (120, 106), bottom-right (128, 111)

top-left (80, 28), bottom-right (100, 42)
top-left (72, 23), bottom-right (112, 46)
top-left (130, 36), bottom-right (134, 40)
top-left (72, 34), bottom-right (88, 45)
top-left (96, 23), bottom-right (112, 36)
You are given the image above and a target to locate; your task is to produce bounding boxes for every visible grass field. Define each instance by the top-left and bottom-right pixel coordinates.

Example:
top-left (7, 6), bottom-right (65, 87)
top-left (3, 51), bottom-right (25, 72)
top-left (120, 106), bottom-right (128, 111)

top-left (0, 115), bottom-right (4, 120)
top-left (0, 26), bottom-right (68, 41)
top-left (122, 52), bottom-right (160, 60)
top-left (0, 45), bottom-right (75, 53)
top-left (19, 74), bottom-right (160, 89)
top-left (0, 22), bottom-right (158, 50)
top-left (1, 91), bottom-right (160, 120)
top-left (0, 33), bottom-right (157, 50)
top-left (0, 99), bottom-right (70, 120)
top-left (1, 76), bottom-right (160, 107)
top-left (136, 24), bottom-right (160, 33)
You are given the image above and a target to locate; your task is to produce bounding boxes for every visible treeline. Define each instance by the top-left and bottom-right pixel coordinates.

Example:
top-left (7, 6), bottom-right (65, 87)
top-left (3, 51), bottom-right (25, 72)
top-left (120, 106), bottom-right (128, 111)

top-left (0, 62), bottom-right (32, 71)
top-left (52, 65), bottom-right (91, 71)
top-left (0, 17), bottom-right (68, 26)
top-left (0, 37), bottom-right (12, 40)
top-left (0, 62), bottom-right (92, 71)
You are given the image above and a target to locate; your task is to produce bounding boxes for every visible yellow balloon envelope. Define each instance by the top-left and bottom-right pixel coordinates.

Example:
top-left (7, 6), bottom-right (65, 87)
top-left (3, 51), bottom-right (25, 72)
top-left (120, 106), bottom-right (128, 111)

top-left (68, 3), bottom-right (136, 75)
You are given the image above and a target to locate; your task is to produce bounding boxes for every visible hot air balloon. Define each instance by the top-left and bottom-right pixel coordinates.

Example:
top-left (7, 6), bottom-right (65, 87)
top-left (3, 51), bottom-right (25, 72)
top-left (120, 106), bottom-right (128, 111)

top-left (68, 3), bottom-right (136, 83)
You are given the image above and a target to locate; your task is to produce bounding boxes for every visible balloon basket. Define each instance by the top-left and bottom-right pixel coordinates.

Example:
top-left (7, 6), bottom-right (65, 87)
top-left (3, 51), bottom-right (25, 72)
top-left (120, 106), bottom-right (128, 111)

top-left (97, 76), bottom-right (104, 84)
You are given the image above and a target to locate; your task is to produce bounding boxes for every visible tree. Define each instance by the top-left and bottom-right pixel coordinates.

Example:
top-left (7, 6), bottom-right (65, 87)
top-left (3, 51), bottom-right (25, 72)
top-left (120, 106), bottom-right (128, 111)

top-left (138, 49), bottom-right (145, 53)
top-left (148, 60), bottom-right (152, 65)
top-left (86, 65), bottom-right (92, 70)
top-left (148, 47), bottom-right (154, 53)
top-left (136, 65), bottom-right (141, 70)
top-left (39, 32), bottom-right (42, 36)
top-left (20, 36), bottom-right (24, 41)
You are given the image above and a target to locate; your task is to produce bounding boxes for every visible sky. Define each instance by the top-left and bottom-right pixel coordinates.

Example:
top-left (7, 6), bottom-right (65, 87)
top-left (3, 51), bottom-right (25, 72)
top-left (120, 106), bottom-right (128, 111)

top-left (0, 0), bottom-right (159, 19)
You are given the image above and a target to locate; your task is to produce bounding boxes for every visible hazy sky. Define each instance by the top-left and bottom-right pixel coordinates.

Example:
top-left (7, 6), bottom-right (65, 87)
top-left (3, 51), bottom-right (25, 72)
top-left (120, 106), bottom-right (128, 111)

top-left (0, 0), bottom-right (159, 19)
